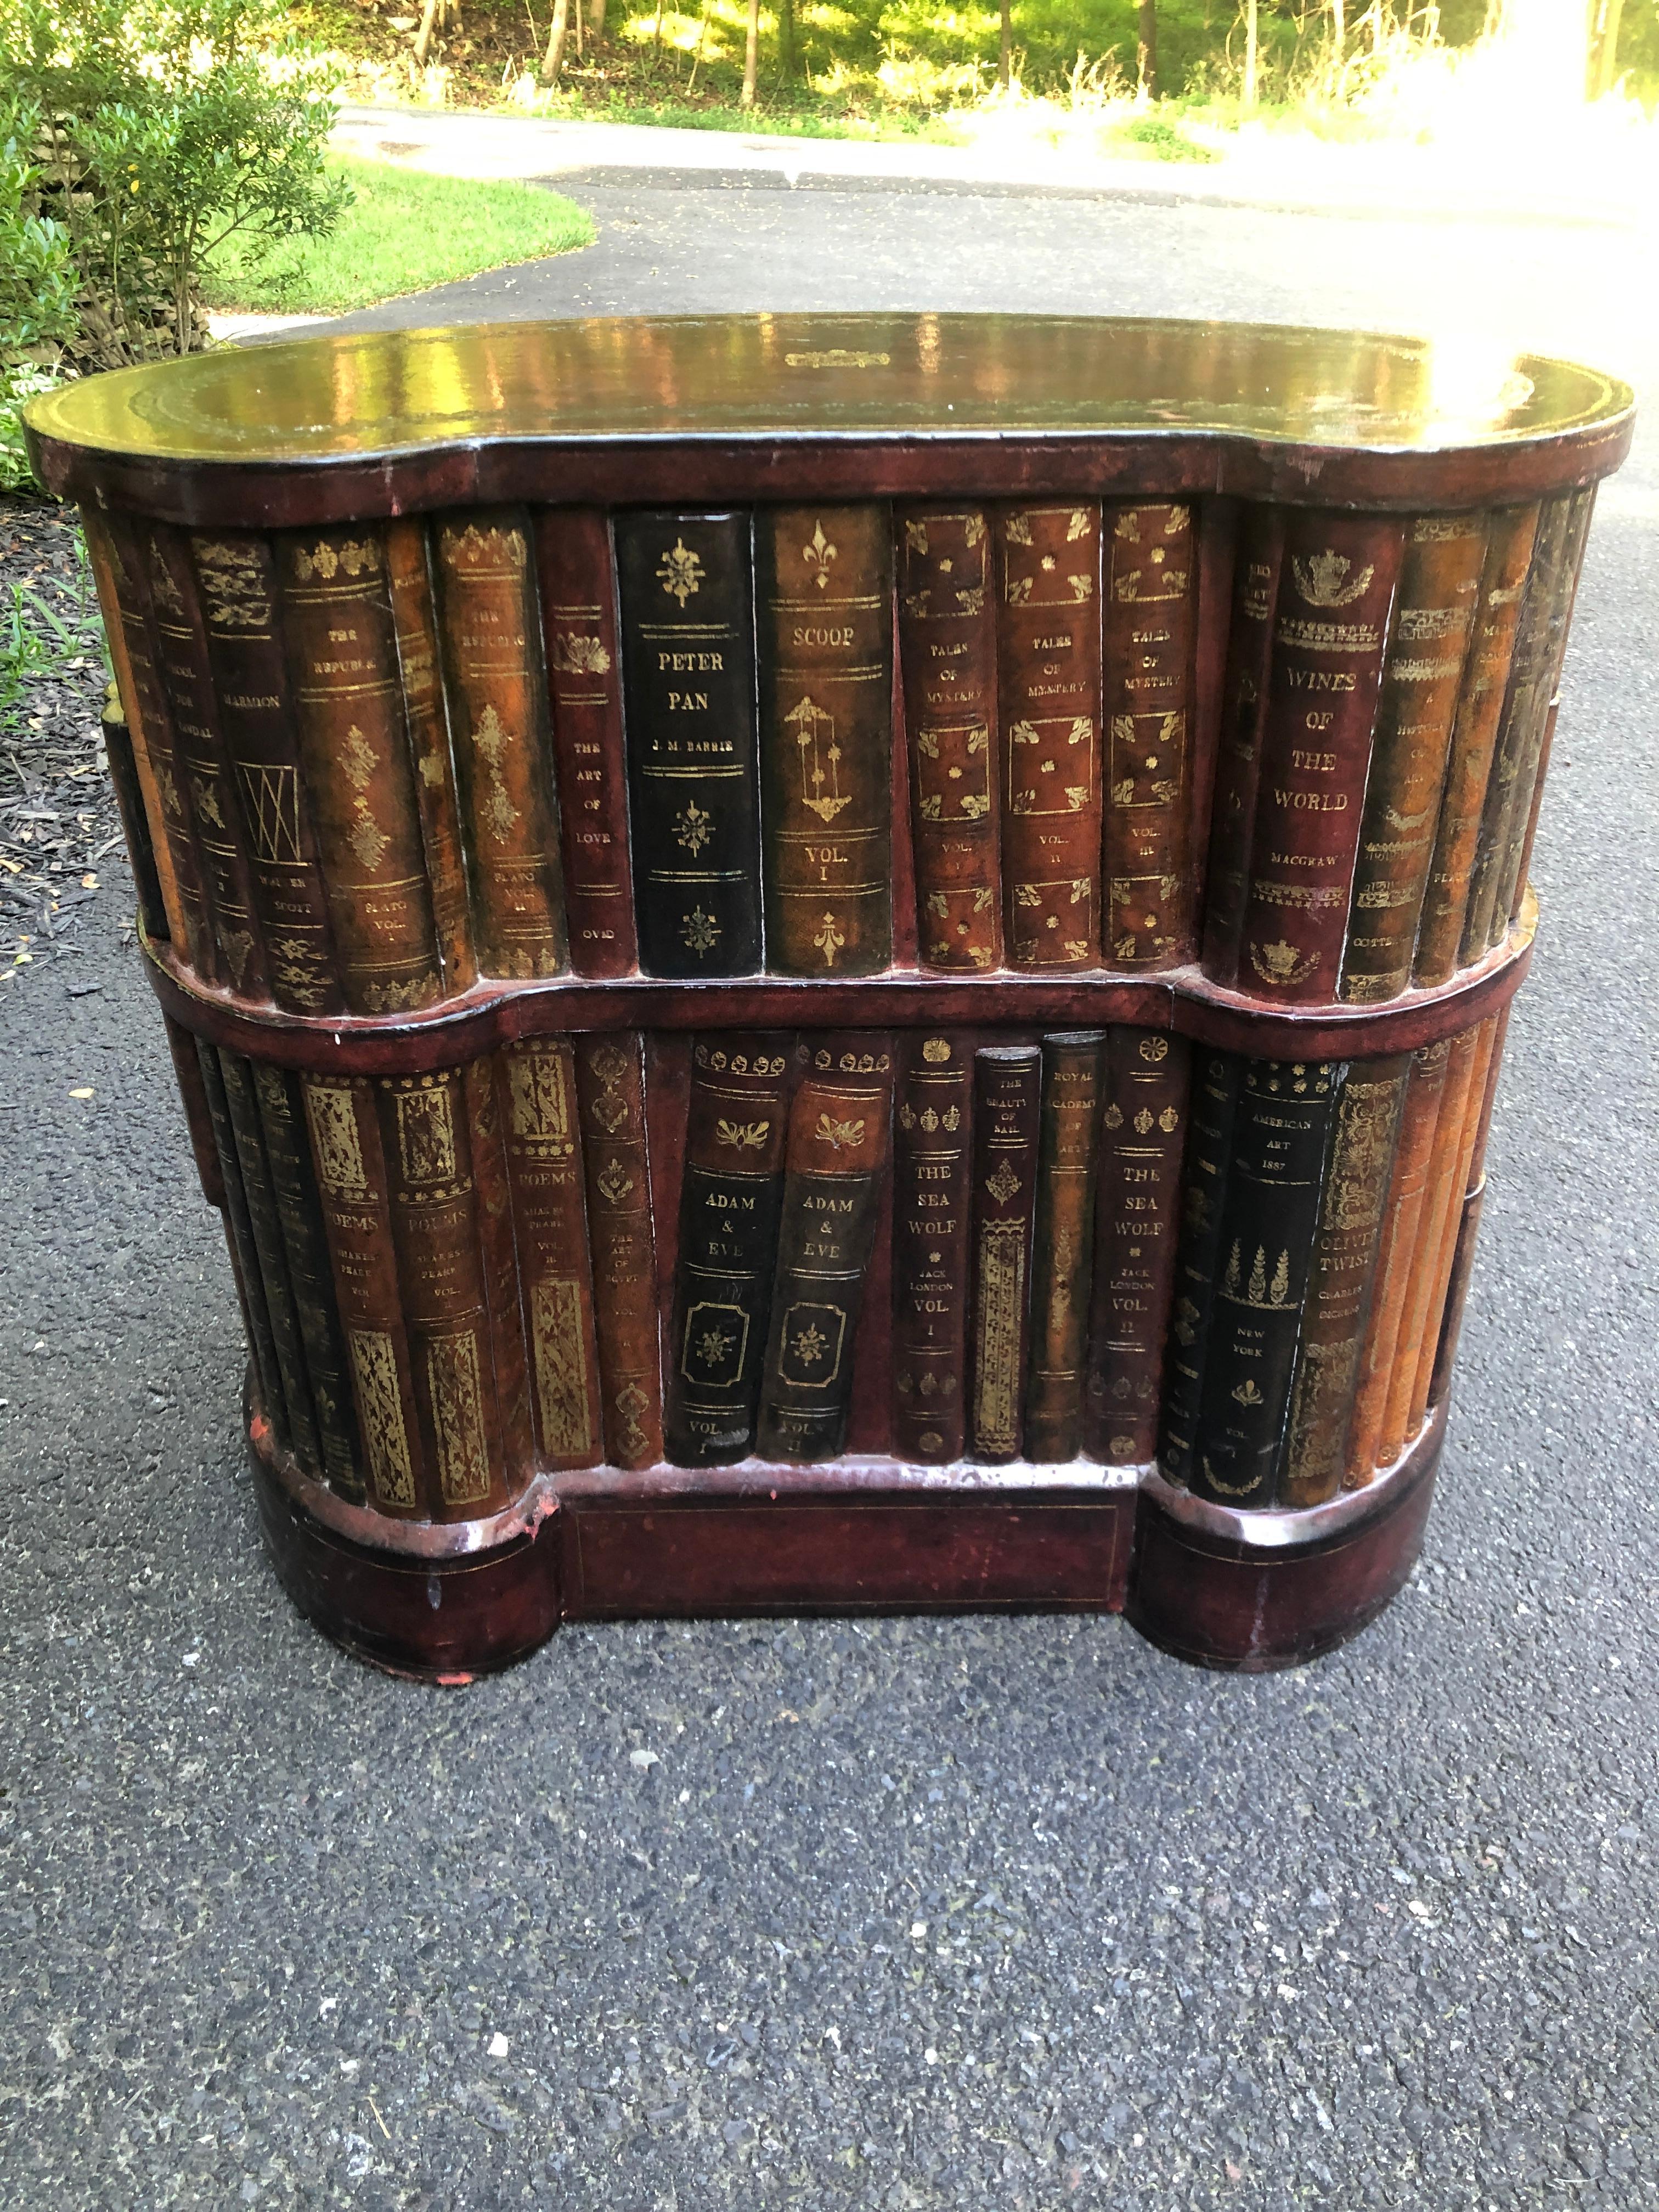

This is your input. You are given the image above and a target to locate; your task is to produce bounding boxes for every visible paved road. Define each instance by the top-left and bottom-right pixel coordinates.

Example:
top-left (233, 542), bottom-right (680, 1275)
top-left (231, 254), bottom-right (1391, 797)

top-left (5, 174), bottom-right (1659, 2209)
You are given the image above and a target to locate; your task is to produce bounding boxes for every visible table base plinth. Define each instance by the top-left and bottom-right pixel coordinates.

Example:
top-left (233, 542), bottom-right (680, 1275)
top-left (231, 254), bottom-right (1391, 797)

top-left (246, 1386), bottom-right (1446, 1682)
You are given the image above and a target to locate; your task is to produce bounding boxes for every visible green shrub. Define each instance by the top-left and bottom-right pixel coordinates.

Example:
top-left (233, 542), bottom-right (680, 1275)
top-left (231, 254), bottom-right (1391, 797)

top-left (0, 0), bottom-right (349, 372)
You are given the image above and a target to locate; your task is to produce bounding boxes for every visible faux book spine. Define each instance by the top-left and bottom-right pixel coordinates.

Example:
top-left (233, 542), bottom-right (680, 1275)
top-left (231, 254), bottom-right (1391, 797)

top-left (278, 526), bottom-right (445, 1015)
top-left (1229, 513), bottom-right (1406, 1004)
top-left (757, 1039), bottom-right (895, 1461)
top-left (1338, 516), bottom-right (1487, 1004)
top-left (1024, 1030), bottom-right (1105, 1462)
top-left (574, 1034), bottom-right (663, 1467)
top-left (616, 511), bottom-right (763, 978)
top-left (1084, 1028), bottom-right (1190, 1465)
top-left (969, 1045), bottom-right (1041, 1462)
top-left (1156, 1048), bottom-right (1241, 1486)
top-left (758, 504), bottom-right (894, 975)
top-left (385, 517), bottom-right (477, 995)
top-left (891, 1032), bottom-right (973, 1464)
top-left (996, 503), bottom-right (1102, 970)
top-left (663, 1036), bottom-right (792, 1463)
top-left (148, 526), bottom-right (268, 998)
top-left (1186, 1059), bottom-right (1339, 1505)
top-left (300, 1071), bottom-right (427, 1517)
top-left (1413, 505), bottom-right (1540, 986)
top-left (534, 508), bottom-right (639, 978)
top-left (83, 512), bottom-right (199, 963)
top-left (433, 507), bottom-right (568, 980)
top-left (898, 505), bottom-right (1002, 971)
top-left (1102, 500), bottom-right (1199, 968)
top-left (189, 532), bottom-right (343, 1014)
top-left (1278, 1054), bottom-right (1410, 1505)
top-left (497, 1039), bottom-right (604, 1470)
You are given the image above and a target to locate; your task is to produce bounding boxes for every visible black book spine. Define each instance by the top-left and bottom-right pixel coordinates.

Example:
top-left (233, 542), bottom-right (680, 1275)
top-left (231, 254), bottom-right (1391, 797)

top-left (1186, 1058), bottom-right (1339, 1506)
top-left (614, 511), bottom-right (763, 977)
top-left (251, 1060), bottom-right (363, 1497)
top-left (193, 1038), bottom-right (290, 1453)
top-left (663, 1035), bottom-right (794, 1463)
top-left (1156, 1049), bottom-right (1241, 1487)
top-left (216, 1048), bottom-right (323, 1478)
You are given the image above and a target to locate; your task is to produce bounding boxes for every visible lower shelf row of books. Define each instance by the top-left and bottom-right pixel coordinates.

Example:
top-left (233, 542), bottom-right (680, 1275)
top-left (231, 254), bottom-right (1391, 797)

top-left (180, 1007), bottom-right (1505, 1525)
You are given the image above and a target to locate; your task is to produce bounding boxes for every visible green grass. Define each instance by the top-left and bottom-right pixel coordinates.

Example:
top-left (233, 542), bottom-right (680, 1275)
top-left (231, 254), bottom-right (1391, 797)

top-left (201, 155), bottom-right (596, 315)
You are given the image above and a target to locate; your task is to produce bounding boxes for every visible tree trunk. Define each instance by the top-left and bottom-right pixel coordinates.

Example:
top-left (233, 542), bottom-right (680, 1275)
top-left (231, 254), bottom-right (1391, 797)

top-left (1243, 0), bottom-right (1259, 109)
top-left (999, 0), bottom-right (1011, 86)
top-left (589, 0), bottom-right (605, 31)
top-left (541, 0), bottom-right (570, 78)
top-left (780, 0), bottom-right (797, 79)
top-left (742, 0), bottom-right (760, 104)
top-left (1138, 0), bottom-right (1158, 94)
top-left (413, 0), bottom-right (441, 67)
top-left (1588, 0), bottom-right (1625, 93)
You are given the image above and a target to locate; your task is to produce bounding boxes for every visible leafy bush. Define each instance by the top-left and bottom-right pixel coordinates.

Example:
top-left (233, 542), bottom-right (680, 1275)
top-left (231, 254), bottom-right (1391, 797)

top-left (0, 0), bottom-right (350, 368)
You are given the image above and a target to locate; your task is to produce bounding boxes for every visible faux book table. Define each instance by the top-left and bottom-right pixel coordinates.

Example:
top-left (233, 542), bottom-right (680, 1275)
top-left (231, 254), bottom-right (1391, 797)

top-left (27, 314), bottom-right (1631, 1679)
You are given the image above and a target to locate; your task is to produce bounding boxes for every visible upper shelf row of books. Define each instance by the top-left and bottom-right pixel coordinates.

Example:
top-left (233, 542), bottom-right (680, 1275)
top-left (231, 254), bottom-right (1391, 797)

top-left (87, 484), bottom-right (1592, 1020)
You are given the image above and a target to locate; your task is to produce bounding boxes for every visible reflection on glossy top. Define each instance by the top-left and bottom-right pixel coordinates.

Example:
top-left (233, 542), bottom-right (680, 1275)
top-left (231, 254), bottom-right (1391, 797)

top-left (24, 313), bottom-right (1633, 466)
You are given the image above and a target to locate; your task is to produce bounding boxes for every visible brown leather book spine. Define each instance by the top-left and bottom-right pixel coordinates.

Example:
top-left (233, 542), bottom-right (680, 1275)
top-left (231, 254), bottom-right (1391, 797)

top-left (189, 531), bottom-right (345, 1015)
top-left (1024, 1030), bottom-right (1105, 1463)
top-left (969, 1044), bottom-right (1042, 1462)
top-left (1186, 498), bottom-right (1240, 927)
top-left (1427, 1008), bottom-right (1509, 1410)
top-left (1338, 517), bottom-right (1487, 1004)
top-left (574, 1034), bottom-right (664, 1468)
top-left (1235, 512), bottom-right (1406, 1004)
top-left (495, 1039), bottom-right (603, 1472)
top-left (891, 1031), bottom-right (973, 1464)
top-left (896, 505), bottom-right (1002, 971)
top-left (1083, 1028), bottom-right (1192, 1464)
top-left (375, 1070), bottom-right (513, 1518)
top-left (1278, 1053), bottom-right (1411, 1507)
top-left (1405, 1014), bottom-right (1501, 1434)
top-left (216, 1049), bottom-right (321, 1473)
top-left (1412, 504), bottom-right (1540, 986)
top-left (278, 526), bottom-right (444, 1015)
top-left (433, 508), bottom-right (569, 979)
top-left (102, 695), bottom-right (168, 944)
top-left (462, 1057), bottom-right (535, 1492)
top-left (757, 1038), bottom-right (896, 1462)
top-left (195, 1038), bottom-right (290, 1452)
top-left (1102, 501), bottom-right (1199, 968)
top-left (300, 1073), bottom-right (427, 1517)
top-left (250, 1060), bottom-right (362, 1497)
top-left (1460, 492), bottom-right (1586, 961)
top-left (996, 501), bottom-right (1103, 970)
top-left (533, 508), bottom-right (639, 979)
top-left (1480, 487), bottom-right (1596, 948)
top-left (664, 1035), bottom-right (794, 1464)
top-left (1200, 509), bottom-right (1284, 985)
top-left (146, 525), bottom-right (268, 998)
top-left (1343, 1038), bottom-right (1452, 1483)
top-left (84, 516), bottom-right (189, 949)
top-left (385, 518), bottom-right (478, 996)
top-left (758, 504), bottom-right (894, 976)
top-left (1376, 1022), bottom-right (1484, 1466)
